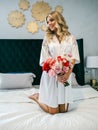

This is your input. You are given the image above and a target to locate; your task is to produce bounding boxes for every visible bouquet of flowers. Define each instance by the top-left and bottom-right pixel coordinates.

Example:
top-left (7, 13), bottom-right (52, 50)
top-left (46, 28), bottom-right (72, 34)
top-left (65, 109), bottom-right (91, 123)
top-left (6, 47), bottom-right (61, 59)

top-left (42, 55), bottom-right (73, 87)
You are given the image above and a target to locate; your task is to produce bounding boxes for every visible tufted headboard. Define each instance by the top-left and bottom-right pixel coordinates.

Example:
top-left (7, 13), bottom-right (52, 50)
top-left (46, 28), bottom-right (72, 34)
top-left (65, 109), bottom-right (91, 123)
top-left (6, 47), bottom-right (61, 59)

top-left (0, 39), bottom-right (85, 85)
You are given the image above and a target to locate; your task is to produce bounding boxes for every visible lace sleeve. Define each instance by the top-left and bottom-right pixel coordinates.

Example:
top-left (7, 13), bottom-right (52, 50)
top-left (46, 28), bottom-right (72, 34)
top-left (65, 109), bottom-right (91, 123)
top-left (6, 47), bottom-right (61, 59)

top-left (39, 36), bottom-right (51, 66)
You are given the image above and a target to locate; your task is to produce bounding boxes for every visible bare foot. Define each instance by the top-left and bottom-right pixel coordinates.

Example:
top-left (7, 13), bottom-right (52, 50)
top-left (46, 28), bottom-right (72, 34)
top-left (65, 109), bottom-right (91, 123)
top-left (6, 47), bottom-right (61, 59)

top-left (29, 93), bottom-right (39, 103)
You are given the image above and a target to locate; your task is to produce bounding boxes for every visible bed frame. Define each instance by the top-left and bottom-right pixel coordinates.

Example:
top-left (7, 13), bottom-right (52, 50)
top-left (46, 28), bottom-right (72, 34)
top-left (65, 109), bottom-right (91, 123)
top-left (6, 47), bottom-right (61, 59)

top-left (0, 39), bottom-right (85, 85)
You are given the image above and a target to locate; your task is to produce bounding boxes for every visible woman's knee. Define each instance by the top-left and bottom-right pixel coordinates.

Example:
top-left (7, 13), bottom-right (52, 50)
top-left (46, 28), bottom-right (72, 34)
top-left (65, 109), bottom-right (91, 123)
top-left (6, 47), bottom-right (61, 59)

top-left (59, 103), bottom-right (69, 113)
top-left (59, 104), bottom-right (65, 113)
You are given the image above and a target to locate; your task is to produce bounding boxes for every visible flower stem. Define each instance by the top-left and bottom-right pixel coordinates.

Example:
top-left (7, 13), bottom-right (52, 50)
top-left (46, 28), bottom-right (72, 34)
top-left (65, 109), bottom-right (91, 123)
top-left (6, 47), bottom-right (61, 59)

top-left (64, 82), bottom-right (69, 87)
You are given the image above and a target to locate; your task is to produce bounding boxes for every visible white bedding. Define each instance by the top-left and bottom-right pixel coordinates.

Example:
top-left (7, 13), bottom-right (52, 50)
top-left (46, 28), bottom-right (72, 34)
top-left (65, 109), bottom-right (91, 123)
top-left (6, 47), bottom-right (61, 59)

top-left (0, 85), bottom-right (98, 130)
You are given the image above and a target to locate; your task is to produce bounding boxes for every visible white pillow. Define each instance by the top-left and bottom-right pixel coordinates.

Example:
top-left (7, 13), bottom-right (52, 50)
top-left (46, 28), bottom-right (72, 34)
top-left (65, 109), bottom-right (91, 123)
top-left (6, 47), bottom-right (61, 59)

top-left (71, 72), bottom-right (79, 87)
top-left (0, 73), bottom-right (36, 89)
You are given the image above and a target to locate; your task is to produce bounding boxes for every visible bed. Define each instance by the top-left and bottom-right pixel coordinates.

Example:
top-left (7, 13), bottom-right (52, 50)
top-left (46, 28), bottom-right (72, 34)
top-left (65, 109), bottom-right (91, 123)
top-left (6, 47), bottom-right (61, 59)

top-left (0, 39), bottom-right (98, 130)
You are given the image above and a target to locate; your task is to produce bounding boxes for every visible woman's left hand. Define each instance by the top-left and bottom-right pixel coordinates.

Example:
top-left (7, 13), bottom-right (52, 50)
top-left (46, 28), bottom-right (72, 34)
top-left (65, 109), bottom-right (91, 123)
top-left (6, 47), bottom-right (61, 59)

top-left (57, 73), bottom-right (69, 83)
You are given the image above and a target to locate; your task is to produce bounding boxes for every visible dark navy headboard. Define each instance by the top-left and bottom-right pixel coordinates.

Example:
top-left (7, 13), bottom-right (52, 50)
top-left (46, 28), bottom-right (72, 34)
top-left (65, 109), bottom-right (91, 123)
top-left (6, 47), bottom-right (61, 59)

top-left (0, 39), bottom-right (85, 85)
top-left (73, 39), bottom-right (85, 85)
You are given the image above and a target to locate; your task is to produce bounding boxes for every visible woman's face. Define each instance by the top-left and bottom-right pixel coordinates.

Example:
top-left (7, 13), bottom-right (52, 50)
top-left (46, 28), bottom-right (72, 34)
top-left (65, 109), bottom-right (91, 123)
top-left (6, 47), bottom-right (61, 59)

top-left (46, 15), bottom-right (57, 32)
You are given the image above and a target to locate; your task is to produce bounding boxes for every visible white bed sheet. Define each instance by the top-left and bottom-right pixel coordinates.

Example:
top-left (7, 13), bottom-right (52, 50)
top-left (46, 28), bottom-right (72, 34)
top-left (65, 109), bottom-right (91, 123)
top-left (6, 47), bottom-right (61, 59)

top-left (0, 85), bottom-right (98, 130)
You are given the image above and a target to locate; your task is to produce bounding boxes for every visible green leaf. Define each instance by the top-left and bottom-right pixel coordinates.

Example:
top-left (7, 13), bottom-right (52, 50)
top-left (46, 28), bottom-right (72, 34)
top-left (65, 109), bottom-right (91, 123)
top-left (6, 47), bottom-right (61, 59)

top-left (64, 82), bottom-right (69, 87)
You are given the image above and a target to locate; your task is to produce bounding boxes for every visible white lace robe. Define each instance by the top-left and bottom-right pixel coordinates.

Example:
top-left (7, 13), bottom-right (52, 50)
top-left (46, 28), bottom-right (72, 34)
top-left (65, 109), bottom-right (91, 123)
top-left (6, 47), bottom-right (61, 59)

top-left (39, 35), bottom-right (80, 108)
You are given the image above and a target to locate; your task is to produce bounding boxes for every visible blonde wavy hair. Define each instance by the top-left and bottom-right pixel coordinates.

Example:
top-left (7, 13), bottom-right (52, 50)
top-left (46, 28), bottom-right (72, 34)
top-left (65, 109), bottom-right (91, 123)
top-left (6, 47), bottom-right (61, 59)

top-left (45, 11), bottom-right (70, 42)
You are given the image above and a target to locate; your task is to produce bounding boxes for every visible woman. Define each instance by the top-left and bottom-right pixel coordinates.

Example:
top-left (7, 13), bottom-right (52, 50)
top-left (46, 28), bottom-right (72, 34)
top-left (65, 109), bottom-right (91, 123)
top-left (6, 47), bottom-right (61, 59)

top-left (29, 11), bottom-right (80, 114)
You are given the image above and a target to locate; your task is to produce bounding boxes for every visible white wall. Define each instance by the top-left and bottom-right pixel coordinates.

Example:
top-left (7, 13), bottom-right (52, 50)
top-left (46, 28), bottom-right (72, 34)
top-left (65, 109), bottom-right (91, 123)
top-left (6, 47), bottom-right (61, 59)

top-left (0, 0), bottom-right (98, 82)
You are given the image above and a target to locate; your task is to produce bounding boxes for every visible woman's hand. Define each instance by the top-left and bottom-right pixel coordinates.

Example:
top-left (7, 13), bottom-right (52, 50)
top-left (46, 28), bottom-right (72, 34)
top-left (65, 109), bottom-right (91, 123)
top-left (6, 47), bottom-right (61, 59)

top-left (57, 59), bottom-right (75, 84)
top-left (57, 72), bottom-right (70, 84)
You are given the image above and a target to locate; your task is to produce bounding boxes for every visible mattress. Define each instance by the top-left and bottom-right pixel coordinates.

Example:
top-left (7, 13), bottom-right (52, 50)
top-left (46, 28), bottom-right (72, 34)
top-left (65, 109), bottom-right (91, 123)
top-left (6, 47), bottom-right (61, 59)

top-left (0, 85), bottom-right (98, 130)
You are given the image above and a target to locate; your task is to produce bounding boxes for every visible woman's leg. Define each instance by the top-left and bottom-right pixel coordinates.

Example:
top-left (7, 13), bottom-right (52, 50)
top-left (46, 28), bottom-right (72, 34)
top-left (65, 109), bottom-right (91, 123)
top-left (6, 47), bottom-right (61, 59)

top-left (59, 103), bottom-right (69, 113)
top-left (29, 93), bottom-right (49, 112)
top-left (48, 107), bottom-right (59, 114)
top-left (29, 93), bottom-right (59, 114)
